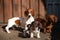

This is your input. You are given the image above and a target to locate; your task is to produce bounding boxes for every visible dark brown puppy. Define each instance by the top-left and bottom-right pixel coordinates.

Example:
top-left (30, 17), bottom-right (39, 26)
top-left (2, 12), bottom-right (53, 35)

top-left (46, 14), bottom-right (58, 33)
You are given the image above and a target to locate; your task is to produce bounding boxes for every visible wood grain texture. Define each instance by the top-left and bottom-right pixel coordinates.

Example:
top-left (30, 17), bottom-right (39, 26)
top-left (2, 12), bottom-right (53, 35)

top-left (0, 0), bottom-right (46, 23)
top-left (30, 0), bottom-right (38, 18)
top-left (39, 0), bottom-right (46, 19)
top-left (0, 0), bottom-right (3, 23)
top-left (22, 0), bottom-right (29, 18)
top-left (13, 0), bottom-right (21, 17)
top-left (4, 0), bottom-right (12, 22)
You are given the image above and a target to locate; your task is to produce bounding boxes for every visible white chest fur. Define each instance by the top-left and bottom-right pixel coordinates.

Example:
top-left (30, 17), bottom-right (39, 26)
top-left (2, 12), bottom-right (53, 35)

top-left (26, 15), bottom-right (34, 25)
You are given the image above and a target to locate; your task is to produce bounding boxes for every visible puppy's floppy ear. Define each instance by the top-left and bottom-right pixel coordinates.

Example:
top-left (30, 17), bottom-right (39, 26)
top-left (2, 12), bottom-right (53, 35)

top-left (24, 9), bottom-right (29, 17)
top-left (28, 8), bottom-right (34, 16)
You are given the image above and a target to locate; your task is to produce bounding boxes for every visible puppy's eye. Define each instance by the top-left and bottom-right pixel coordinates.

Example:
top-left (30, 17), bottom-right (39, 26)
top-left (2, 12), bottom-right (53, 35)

top-left (28, 15), bottom-right (30, 18)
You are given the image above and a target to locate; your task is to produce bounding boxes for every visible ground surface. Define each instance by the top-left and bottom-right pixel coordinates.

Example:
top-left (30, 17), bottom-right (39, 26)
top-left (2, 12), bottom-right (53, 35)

top-left (0, 22), bottom-right (60, 40)
top-left (0, 24), bottom-right (51, 40)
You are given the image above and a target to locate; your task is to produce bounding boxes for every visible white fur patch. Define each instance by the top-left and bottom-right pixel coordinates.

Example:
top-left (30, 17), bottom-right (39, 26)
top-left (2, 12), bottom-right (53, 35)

top-left (30, 32), bottom-right (34, 38)
top-left (5, 17), bottom-right (20, 33)
top-left (30, 27), bottom-right (40, 38)
top-left (25, 13), bottom-right (34, 31)
top-left (26, 13), bottom-right (34, 25)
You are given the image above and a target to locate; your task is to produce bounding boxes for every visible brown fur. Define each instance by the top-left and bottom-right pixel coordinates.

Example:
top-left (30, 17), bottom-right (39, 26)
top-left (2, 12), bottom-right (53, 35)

top-left (35, 14), bottom-right (58, 33)
top-left (47, 14), bottom-right (58, 23)
top-left (30, 20), bottom-right (39, 31)
top-left (46, 14), bottom-right (58, 33)
top-left (24, 8), bottom-right (34, 17)
top-left (46, 23), bottom-right (53, 33)
top-left (15, 20), bottom-right (21, 26)
top-left (30, 21), bottom-right (37, 31)
top-left (35, 18), bottom-right (47, 33)
top-left (28, 8), bottom-right (34, 16)
top-left (30, 18), bottom-right (42, 32)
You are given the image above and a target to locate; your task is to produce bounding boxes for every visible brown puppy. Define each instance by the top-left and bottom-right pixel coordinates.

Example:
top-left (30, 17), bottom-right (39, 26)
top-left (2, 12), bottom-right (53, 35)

top-left (46, 14), bottom-right (58, 33)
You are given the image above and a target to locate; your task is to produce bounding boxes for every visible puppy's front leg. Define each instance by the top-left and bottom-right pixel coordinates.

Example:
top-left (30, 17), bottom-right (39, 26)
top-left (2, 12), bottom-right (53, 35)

top-left (30, 32), bottom-right (34, 38)
top-left (5, 26), bottom-right (10, 33)
top-left (37, 31), bottom-right (40, 38)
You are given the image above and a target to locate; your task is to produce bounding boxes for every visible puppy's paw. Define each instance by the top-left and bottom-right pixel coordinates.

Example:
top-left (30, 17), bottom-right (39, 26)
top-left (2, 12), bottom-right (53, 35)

top-left (7, 31), bottom-right (11, 33)
top-left (37, 36), bottom-right (40, 38)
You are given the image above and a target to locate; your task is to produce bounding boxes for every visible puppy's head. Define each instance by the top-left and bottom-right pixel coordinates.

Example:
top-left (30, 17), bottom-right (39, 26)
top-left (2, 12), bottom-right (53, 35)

top-left (30, 20), bottom-right (41, 31)
top-left (24, 8), bottom-right (34, 17)
top-left (47, 14), bottom-right (58, 23)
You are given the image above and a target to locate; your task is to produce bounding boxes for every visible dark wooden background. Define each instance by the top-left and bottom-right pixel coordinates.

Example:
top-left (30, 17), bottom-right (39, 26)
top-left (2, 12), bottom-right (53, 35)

top-left (0, 0), bottom-right (46, 23)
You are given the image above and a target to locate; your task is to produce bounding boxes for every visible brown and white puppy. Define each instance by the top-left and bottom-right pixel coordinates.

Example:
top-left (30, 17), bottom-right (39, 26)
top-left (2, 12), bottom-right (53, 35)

top-left (29, 19), bottom-right (42, 38)
top-left (5, 17), bottom-right (21, 33)
top-left (20, 8), bottom-right (35, 37)
top-left (35, 18), bottom-right (47, 33)
top-left (5, 8), bottom-right (34, 33)
top-left (23, 8), bottom-right (34, 31)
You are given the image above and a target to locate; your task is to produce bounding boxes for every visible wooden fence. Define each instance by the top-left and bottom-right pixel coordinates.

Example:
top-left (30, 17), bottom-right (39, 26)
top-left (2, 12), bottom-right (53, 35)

top-left (0, 0), bottom-right (46, 23)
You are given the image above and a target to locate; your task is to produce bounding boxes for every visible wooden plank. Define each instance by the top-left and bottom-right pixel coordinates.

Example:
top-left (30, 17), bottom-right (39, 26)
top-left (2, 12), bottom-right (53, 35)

top-left (13, 0), bottom-right (21, 17)
top-left (4, 0), bottom-right (12, 22)
top-left (19, 0), bottom-right (22, 17)
top-left (39, 0), bottom-right (46, 19)
top-left (22, 0), bottom-right (29, 18)
top-left (0, 0), bottom-right (4, 23)
top-left (30, 0), bottom-right (38, 18)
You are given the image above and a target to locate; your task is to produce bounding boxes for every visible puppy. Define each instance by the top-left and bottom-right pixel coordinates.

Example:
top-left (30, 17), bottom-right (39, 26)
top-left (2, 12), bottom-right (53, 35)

top-left (35, 18), bottom-right (47, 33)
top-left (5, 8), bottom-right (34, 33)
top-left (23, 8), bottom-right (34, 37)
top-left (29, 20), bottom-right (42, 38)
top-left (46, 14), bottom-right (58, 33)
top-left (24, 8), bottom-right (34, 31)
